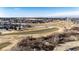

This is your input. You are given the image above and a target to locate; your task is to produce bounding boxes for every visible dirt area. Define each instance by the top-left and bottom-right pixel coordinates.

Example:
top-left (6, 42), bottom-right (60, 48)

top-left (0, 20), bottom-right (76, 51)
top-left (0, 35), bottom-right (28, 51)
top-left (54, 41), bottom-right (79, 51)
top-left (11, 28), bottom-right (79, 51)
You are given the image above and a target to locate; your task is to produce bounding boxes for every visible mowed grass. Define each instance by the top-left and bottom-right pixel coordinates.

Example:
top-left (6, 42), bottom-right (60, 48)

top-left (3, 27), bottom-right (59, 35)
top-left (0, 42), bottom-right (11, 49)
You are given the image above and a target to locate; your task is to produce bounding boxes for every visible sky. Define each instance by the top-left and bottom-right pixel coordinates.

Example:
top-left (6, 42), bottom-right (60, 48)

top-left (0, 7), bottom-right (79, 17)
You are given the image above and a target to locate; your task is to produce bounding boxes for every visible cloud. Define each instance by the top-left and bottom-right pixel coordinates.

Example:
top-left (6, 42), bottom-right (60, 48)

top-left (0, 12), bottom-right (7, 17)
top-left (50, 10), bottom-right (79, 17)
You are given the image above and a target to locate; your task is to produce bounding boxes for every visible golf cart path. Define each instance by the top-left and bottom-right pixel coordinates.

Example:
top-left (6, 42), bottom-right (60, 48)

top-left (54, 41), bottom-right (79, 51)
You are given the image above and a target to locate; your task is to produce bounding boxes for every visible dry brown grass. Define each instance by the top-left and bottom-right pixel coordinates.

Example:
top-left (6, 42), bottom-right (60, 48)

top-left (0, 42), bottom-right (11, 49)
top-left (11, 28), bottom-right (79, 51)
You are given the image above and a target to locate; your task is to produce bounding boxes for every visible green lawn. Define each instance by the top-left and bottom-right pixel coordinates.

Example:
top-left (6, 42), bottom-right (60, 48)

top-left (0, 42), bottom-right (11, 49)
top-left (3, 27), bottom-right (59, 35)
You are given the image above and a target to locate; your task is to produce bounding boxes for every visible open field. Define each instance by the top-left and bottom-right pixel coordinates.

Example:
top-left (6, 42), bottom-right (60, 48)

top-left (3, 27), bottom-right (59, 35)
top-left (0, 20), bottom-right (74, 35)
top-left (0, 20), bottom-right (76, 51)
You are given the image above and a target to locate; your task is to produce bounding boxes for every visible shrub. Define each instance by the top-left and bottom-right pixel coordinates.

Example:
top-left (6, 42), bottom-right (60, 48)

top-left (12, 34), bottom-right (59, 51)
top-left (11, 29), bottom-right (79, 51)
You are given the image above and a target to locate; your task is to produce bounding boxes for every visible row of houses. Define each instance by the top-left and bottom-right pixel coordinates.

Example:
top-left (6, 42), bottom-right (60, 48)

top-left (0, 17), bottom-right (67, 23)
top-left (0, 17), bottom-right (78, 30)
top-left (0, 20), bottom-right (32, 30)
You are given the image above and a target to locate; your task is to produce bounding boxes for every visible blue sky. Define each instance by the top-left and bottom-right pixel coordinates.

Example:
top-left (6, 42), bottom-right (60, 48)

top-left (0, 7), bottom-right (79, 17)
